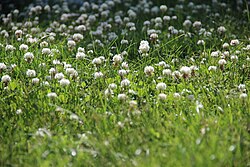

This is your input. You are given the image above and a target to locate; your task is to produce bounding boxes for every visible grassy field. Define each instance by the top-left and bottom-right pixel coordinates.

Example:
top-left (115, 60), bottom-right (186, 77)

top-left (0, 0), bottom-right (250, 166)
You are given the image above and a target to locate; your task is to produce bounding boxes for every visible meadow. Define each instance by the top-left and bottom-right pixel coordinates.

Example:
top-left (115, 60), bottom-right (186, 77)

top-left (0, 0), bottom-right (249, 166)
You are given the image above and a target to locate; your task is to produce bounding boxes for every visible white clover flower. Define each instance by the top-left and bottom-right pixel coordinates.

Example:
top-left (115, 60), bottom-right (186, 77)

top-left (160, 5), bottom-right (168, 12)
top-left (162, 69), bottom-right (172, 76)
top-left (47, 92), bottom-right (57, 98)
top-left (121, 79), bottom-right (130, 87)
top-left (32, 78), bottom-right (39, 84)
top-left (230, 55), bottom-right (238, 61)
top-left (172, 70), bottom-right (181, 79)
top-left (211, 51), bottom-right (219, 57)
top-left (144, 66), bottom-right (154, 76)
top-left (0, 63), bottom-right (7, 71)
top-left (77, 47), bottom-right (85, 53)
top-left (104, 88), bottom-right (114, 97)
top-left (75, 52), bottom-right (85, 60)
top-left (139, 40), bottom-right (150, 54)
top-left (94, 72), bottom-right (104, 79)
top-left (73, 33), bottom-right (83, 42)
top-left (230, 39), bottom-right (240, 46)
top-left (218, 59), bottom-right (226, 65)
top-left (42, 48), bottom-right (51, 55)
top-left (92, 57), bottom-right (102, 65)
top-left (173, 92), bottom-right (181, 98)
top-left (1, 75), bottom-right (11, 83)
top-left (5, 45), bottom-right (16, 51)
top-left (239, 93), bottom-right (247, 99)
top-left (158, 93), bottom-right (167, 100)
top-left (208, 66), bottom-right (217, 71)
top-left (54, 72), bottom-right (64, 80)
top-left (109, 83), bottom-right (117, 90)
top-left (150, 33), bottom-right (158, 41)
top-left (59, 78), bottom-right (70, 86)
top-left (67, 40), bottom-right (76, 49)
top-left (180, 66), bottom-right (191, 76)
top-left (193, 21), bottom-right (202, 29)
top-left (197, 40), bottom-right (205, 45)
top-left (19, 44), bottom-right (29, 51)
top-left (238, 84), bottom-right (246, 91)
top-left (24, 52), bottom-right (34, 62)
top-left (129, 100), bottom-right (137, 108)
top-left (49, 68), bottom-right (57, 76)
top-left (113, 54), bottom-right (123, 64)
top-left (222, 43), bottom-right (229, 49)
top-left (156, 82), bottom-right (166, 91)
top-left (26, 69), bottom-right (36, 77)
top-left (40, 41), bottom-right (48, 48)
top-left (121, 62), bottom-right (129, 69)
top-left (183, 19), bottom-right (192, 28)
top-left (15, 30), bottom-right (23, 37)
top-left (217, 26), bottom-right (226, 34)
top-left (118, 93), bottom-right (127, 101)
top-left (118, 69), bottom-right (128, 77)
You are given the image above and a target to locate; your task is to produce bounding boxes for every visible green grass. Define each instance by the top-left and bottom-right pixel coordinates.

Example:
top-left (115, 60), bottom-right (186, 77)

top-left (0, 0), bottom-right (250, 166)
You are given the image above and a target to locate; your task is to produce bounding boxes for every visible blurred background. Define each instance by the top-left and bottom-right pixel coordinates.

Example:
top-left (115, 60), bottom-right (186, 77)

top-left (0, 0), bottom-right (248, 14)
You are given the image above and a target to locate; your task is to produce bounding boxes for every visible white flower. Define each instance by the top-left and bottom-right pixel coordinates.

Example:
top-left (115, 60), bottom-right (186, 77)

top-left (230, 55), bottom-right (238, 61)
top-left (121, 62), bottom-right (129, 69)
top-left (173, 93), bottom-right (181, 98)
top-left (92, 57), bottom-right (102, 65)
top-left (238, 84), bottom-right (246, 91)
top-left (217, 26), bottom-right (226, 34)
top-left (59, 78), bottom-right (70, 86)
top-left (230, 39), bottom-right (240, 46)
top-left (49, 68), bottom-right (57, 75)
top-left (42, 48), bottom-right (51, 55)
top-left (162, 69), bottom-right (172, 76)
top-left (218, 59), bottom-right (226, 65)
top-left (172, 70), bottom-right (181, 79)
top-left (40, 41), bottom-right (48, 48)
top-left (129, 100), bottom-right (137, 108)
top-left (109, 83), bottom-right (117, 90)
top-left (160, 5), bottom-right (168, 12)
top-left (208, 66), bottom-right (217, 71)
top-left (55, 73), bottom-right (64, 80)
top-left (76, 52), bottom-right (86, 59)
top-left (67, 40), bottom-right (76, 48)
top-left (222, 43), bottom-right (229, 49)
top-left (211, 51), bottom-right (219, 57)
top-left (158, 93), bottom-right (167, 100)
top-left (144, 66), bottom-right (154, 76)
top-left (156, 82), bottom-right (166, 91)
top-left (5, 45), bottom-right (16, 51)
top-left (73, 33), bottom-right (83, 42)
top-left (113, 54), bottom-right (123, 64)
top-left (0, 63), bottom-right (7, 71)
top-left (239, 93), bottom-right (247, 99)
top-left (118, 69), bottom-right (127, 76)
top-left (19, 44), bottom-right (29, 51)
top-left (118, 94), bottom-right (127, 101)
top-left (183, 19), bottom-right (192, 28)
top-left (47, 92), bottom-right (57, 98)
top-left (139, 40), bottom-right (150, 54)
top-left (94, 72), bottom-right (104, 79)
top-left (121, 79), bottom-right (130, 87)
top-left (15, 30), bottom-right (23, 37)
top-left (24, 52), bottom-right (34, 62)
top-left (26, 69), bottom-right (36, 77)
top-left (1, 75), bottom-right (11, 83)
top-left (180, 66), bottom-right (191, 75)
top-left (32, 78), bottom-right (39, 84)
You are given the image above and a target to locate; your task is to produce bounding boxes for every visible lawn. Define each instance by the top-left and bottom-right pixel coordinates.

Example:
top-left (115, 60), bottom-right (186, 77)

top-left (0, 0), bottom-right (249, 166)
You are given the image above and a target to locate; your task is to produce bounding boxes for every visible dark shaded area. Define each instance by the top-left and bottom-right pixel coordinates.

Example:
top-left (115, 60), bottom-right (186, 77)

top-left (0, 0), bottom-right (248, 15)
